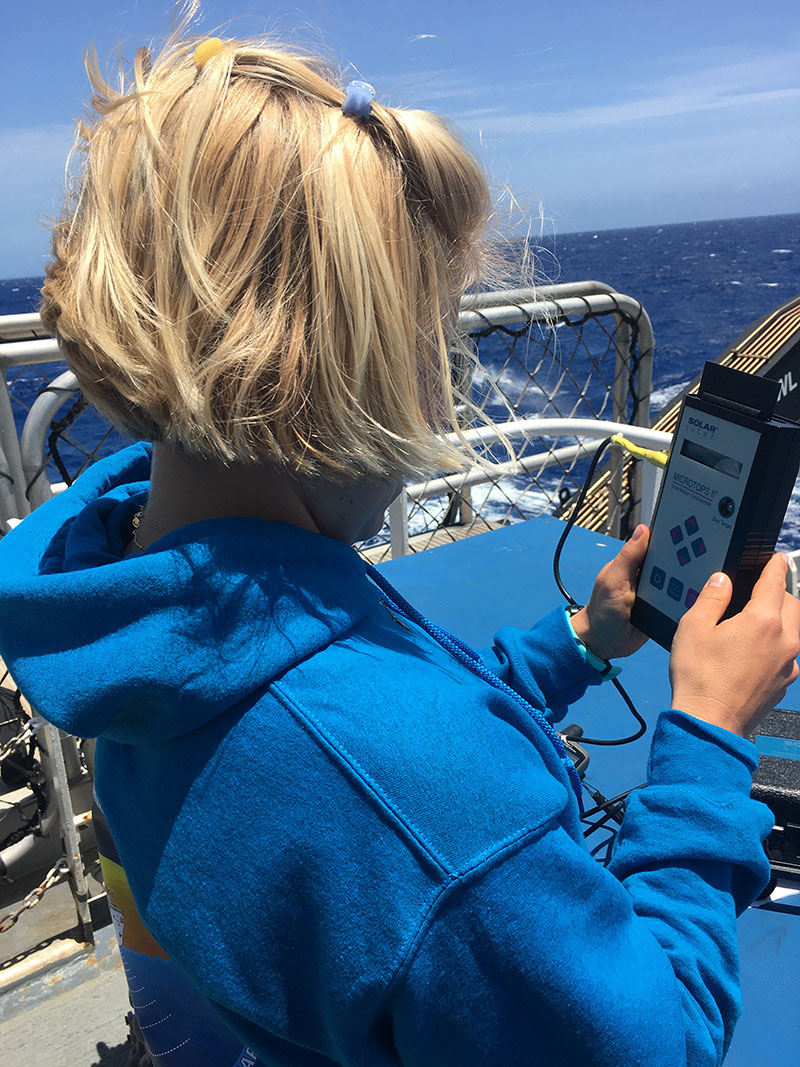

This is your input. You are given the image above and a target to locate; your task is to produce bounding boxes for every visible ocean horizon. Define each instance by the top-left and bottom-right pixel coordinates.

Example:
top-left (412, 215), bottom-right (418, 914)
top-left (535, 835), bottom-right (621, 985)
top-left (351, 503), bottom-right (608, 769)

top-left (5, 211), bottom-right (797, 389)
top-left (2, 210), bottom-right (799, 542)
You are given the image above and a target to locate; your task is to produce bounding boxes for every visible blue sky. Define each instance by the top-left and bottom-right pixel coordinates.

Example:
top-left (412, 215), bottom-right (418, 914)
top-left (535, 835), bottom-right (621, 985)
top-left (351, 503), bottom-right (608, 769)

top-left (1, 0), bottom-right (798, 276)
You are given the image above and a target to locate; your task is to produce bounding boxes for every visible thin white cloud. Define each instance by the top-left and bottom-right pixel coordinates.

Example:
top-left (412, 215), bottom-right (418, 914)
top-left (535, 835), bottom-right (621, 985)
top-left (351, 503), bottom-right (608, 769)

top-left (454, 87), bottom-right (800, 137)
top-left (379, 46), bottom-right (800, 136)
top-left (644, 47), bottom-right (800, 99)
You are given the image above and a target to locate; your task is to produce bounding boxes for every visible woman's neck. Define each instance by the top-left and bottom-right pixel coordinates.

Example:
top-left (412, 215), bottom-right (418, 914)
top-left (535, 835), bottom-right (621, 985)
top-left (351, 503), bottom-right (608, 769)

top-left (125, 442), bottom-right (399, 554)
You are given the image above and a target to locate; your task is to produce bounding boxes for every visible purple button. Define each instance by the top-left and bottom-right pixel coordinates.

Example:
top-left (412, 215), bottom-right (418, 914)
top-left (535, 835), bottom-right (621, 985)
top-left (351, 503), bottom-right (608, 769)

top-left (685, 515), bottom-right (699, 535)
top-left (685, 588), bottom-right (699, 609)
top-left (677, 547), bottom-right (691, 566)
top-left (692, 537), bottom-right (706, 557)
top-left (670, 525), bottom-right (684, 544)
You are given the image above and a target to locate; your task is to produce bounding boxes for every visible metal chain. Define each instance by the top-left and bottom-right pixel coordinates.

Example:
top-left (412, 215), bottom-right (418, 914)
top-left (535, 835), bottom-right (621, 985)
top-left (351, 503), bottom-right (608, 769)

top-left (0, 857), bottom-right (70, 933)
top-left (0, 716), bottom-right (40, 763)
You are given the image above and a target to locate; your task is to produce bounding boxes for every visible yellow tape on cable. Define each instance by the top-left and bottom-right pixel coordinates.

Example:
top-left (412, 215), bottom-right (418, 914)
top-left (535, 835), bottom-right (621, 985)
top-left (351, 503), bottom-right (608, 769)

top-left (610, 433), bottom-right (669, 469)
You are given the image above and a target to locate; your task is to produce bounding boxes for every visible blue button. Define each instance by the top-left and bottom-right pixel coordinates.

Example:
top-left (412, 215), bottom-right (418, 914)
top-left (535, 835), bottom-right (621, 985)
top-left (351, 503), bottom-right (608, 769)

top-left (650, 566), bottom-right (666, 590)
top-left (667, 577), bottom-right (684, 601)
top-left (677, 547), bottom-right (691, 566)
top-left (670, 525), bottom-right (684, 544)
top-left (685, 515), bottom-right (699, 535)
top-left (692, 537), bottom-right (706, 557)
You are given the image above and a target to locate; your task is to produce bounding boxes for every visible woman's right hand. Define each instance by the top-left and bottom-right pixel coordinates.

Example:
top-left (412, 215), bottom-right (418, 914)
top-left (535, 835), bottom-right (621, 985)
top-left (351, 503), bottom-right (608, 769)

top-left (669, 554), bottom-right (800, 737)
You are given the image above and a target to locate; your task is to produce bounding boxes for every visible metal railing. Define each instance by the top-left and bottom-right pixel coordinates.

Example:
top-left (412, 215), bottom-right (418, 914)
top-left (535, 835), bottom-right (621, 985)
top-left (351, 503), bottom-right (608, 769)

top-left (0, 343), bottom-right (129, 528)
top-left (0, 283), bottom-right (655, 551)
top-left (385, 417), bottom-right (669, 558)
top-left (365, 283), bottom-right (654, 558)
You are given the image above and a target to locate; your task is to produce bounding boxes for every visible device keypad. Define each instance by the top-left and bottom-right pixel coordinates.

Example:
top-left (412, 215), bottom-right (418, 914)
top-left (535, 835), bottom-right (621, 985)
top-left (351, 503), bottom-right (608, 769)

top-left (650, 515), bottom-right (712, 607)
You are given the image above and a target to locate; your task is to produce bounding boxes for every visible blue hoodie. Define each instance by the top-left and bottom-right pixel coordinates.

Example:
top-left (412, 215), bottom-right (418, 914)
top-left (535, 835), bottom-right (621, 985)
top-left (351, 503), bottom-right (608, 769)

top-left (0, 444), bottom-right (772, 1066)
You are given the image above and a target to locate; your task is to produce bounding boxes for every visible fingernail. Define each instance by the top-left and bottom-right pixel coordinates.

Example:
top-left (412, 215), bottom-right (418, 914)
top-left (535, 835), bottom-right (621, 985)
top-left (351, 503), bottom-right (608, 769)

top-left (781, 552), bottom-right (789, 565)
top-left (707, 572), bottom-right (726, 587)
top-left (630, 524), bottom-right (644, 542)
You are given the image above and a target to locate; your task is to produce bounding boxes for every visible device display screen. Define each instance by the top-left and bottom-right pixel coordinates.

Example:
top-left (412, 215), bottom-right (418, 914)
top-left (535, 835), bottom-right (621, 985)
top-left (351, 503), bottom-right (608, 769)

top-left (680, 439), bottom-right (742, 479)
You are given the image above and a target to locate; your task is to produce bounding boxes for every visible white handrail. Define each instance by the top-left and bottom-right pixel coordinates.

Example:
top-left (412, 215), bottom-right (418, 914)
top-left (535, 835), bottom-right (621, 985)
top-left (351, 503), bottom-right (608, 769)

top-left (377, 419), bottom-right (674, 557)
top-left (447, 417), bottom-right (670, 449)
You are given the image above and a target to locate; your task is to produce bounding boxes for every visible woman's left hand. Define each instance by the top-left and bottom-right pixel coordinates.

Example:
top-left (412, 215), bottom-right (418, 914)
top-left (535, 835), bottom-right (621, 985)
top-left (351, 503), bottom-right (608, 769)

top-left (569, 524), bottom-right (650, 662)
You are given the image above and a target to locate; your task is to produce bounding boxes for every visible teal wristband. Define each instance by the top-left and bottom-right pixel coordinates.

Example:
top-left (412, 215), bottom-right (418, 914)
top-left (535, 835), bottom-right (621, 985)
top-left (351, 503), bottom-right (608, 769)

top-left (564, 607), bottom-right (622, 681)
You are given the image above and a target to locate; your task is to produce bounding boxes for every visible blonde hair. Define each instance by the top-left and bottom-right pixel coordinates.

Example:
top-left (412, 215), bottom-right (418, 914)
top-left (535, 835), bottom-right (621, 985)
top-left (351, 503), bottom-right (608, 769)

top-left (41, 27), bottom-right (495, 480)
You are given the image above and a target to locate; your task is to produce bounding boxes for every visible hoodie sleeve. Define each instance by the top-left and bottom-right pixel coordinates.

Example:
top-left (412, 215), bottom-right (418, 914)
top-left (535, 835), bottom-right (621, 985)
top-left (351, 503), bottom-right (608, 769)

top-left (479, 606), bottom-right (603, 722)
top-left (389, 710), bottom-right (772, 1067)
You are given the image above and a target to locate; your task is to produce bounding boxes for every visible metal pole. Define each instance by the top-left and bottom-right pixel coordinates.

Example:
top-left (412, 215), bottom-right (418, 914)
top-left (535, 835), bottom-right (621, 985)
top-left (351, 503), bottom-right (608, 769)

top-left (19, 371), bottom-right (80, 511)
top-left (0, 442), bottom-right (21, 533)
top-left (629, 314), bottom-right (655, 534)
top-left (388, 489), bottom-right (410, 558)
top-left (640, 462), bottom-right (663, 525)
top-left (42, 722), bottom-right (93, 945)
top-left (609, 319), bottom-right (632, 539)
top-left (0, 375), bottom-right (30, 525)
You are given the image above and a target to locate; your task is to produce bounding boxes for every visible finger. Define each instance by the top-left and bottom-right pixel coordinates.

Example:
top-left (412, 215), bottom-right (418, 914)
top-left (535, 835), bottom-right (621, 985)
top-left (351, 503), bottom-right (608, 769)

top-left (748, 553), bottom-right (790, 614)
top-left (607, 524), bottom-right (650, 583)
top-left (626, 523), bottom-right (650, 563)
top-left (684, 571), bottom-right (732, 625)
top-left (783, 589), bottom-right (800, 632)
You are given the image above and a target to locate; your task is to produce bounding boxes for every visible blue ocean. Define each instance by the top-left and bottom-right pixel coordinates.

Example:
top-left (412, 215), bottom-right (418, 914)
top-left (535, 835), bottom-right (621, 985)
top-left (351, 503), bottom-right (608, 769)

top-left (536, 213), bottom-right (798, 416)
top-left (2, 211), bottom-right (799, 538)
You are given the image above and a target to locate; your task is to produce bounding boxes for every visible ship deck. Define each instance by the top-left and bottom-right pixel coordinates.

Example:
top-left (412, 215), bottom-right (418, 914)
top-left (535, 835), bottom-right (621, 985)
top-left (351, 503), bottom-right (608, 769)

top-left (2, 926), bottom-right (130, 1066)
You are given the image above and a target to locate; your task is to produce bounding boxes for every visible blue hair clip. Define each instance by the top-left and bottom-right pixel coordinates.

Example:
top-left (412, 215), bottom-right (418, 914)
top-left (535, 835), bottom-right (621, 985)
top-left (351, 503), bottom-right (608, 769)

top-left (342, 80), bottom-right (375, 119)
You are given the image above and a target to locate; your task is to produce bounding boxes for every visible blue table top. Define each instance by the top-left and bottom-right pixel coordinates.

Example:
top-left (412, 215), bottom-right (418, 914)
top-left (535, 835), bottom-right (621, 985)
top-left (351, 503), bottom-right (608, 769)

top-left (379, 515), bottom-right (800, 1066)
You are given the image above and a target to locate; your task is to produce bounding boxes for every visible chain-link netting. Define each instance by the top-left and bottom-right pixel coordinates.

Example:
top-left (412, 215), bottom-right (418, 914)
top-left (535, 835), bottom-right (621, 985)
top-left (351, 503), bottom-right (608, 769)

top-left (360, 302), bottom-right (646, 561)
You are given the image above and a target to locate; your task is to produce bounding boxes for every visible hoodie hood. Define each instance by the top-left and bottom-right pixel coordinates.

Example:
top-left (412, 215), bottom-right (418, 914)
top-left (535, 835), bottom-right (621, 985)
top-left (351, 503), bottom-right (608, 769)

top-left (0, 444), bottom-right (379, 744)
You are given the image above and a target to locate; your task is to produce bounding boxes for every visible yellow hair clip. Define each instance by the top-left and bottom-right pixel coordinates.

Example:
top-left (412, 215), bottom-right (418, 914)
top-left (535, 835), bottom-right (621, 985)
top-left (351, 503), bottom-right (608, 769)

top-left (194, 37), bottom-right (224, 69)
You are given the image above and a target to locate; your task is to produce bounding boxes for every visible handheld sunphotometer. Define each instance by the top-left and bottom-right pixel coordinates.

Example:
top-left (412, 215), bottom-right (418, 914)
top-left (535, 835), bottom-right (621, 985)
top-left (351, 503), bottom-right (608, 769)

top-left (631, 361), bottom-right (800, 650)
